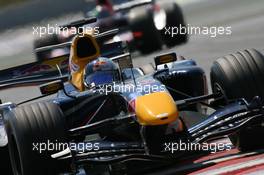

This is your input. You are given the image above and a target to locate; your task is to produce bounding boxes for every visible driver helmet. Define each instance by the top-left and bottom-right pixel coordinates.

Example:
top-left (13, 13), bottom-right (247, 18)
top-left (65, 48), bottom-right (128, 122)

top-left (84, 57), bottom-right (120, 87)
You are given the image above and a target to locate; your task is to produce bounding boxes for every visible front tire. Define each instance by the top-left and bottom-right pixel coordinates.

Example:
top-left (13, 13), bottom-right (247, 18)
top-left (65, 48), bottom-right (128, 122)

top-left (0, 145), bottom-right (12, 174)
top-left (210, 49), bottom-right (264, 151)
top-left (7, 102), bottom-right (67, 175)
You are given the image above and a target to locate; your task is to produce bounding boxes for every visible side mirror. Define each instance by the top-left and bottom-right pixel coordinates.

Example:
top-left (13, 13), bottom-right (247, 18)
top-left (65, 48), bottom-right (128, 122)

top-left (154, 52), bottom-right (177, 69)
top-left (39, 80), bottom-right (64, 95)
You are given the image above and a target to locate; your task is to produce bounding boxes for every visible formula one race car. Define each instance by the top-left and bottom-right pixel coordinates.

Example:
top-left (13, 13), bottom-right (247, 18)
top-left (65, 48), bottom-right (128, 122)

top-left (34, 0), bottom-right (188, 59)
top-left (1, 31), bottom-right (264, 175)
top-left (86, 0), bottom-right (188, 54)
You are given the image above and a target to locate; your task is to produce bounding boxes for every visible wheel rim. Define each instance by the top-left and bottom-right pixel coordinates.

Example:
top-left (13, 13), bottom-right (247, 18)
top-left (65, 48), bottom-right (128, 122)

top-left (213, 82), bottom-right (229, 105)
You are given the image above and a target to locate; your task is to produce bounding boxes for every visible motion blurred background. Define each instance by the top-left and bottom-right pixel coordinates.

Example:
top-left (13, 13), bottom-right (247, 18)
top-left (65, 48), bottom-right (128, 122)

top-left (0, 0), bottom-right (264, 102)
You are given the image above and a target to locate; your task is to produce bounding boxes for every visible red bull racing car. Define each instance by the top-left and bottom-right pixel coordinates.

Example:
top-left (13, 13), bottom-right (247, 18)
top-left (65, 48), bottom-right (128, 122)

top-left (1, 25), bottom-right (264, 175)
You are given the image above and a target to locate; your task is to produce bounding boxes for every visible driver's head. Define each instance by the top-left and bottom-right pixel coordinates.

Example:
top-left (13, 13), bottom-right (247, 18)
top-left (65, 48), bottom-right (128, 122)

top-left (84, 57), bottom-right (120, 87)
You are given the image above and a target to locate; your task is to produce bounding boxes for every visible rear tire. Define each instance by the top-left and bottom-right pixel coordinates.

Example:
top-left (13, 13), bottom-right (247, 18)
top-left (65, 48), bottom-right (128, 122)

top-left (159, 2), bottom-right (188, 47)
top-left (210, 48), bottom-right (264, 151)
top-left (129, 7), bottom-right (162, 54)
top-left (7, 102), bottom-right (67, 175)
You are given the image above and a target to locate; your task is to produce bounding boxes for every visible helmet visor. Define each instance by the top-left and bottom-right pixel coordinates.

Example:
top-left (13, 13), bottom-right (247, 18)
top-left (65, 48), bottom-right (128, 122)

top-left (85, 70), bottom-right (116, 86)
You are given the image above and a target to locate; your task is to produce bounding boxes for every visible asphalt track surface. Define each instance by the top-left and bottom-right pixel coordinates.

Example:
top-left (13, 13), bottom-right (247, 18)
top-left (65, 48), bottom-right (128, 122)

top-left (0, 0), bottom-right (264, 174)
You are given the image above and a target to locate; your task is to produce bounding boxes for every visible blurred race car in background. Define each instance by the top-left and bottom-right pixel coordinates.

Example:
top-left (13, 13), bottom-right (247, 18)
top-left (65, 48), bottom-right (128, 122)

top-left (87, 0), bottom-right (188, 53)
top-left (33, 0), bottom-right (188, 60)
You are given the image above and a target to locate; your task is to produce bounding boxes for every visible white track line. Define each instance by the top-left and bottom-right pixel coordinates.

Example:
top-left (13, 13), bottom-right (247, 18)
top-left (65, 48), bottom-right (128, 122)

top-left (197, 158), bottom-right (264, 175)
